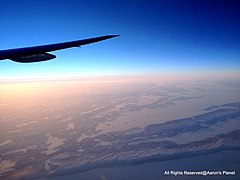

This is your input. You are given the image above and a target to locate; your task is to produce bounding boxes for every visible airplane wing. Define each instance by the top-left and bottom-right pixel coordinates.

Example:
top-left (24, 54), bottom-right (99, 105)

top-left (0, 35), bottom-right (119, 63)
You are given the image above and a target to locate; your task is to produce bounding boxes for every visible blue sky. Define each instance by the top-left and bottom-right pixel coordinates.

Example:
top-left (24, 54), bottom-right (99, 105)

top-left (0, 0), bottom-right (239, 79)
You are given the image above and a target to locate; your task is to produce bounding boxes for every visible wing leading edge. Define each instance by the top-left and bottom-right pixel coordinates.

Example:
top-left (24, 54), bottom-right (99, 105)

top-left (0, 35), bottom-right (119, 63)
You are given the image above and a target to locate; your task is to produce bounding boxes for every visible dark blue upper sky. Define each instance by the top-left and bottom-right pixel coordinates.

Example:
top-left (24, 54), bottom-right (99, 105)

top-left (1, 0), bottom-right (239, 79)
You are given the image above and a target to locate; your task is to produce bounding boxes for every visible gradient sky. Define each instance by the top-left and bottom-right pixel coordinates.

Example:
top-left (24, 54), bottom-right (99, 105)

top-left (0, 0), bottom-right (239, 79)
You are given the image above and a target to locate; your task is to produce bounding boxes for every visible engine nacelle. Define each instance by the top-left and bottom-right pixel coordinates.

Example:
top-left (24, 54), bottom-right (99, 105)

top-left (10, 53), bottom-right (56, 63)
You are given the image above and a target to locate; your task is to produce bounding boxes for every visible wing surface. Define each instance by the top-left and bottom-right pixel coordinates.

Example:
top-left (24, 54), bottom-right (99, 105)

top-left (0, 35), bottom-right (119, 63)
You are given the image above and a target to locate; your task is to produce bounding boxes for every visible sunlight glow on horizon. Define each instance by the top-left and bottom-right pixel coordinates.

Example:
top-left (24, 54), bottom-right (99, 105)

top-left (1, 70), bottom-right (239, 84)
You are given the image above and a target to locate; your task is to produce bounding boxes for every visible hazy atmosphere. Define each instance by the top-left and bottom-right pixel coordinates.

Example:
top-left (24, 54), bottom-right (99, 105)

top-left (1, 77), bottom-right (240, 179)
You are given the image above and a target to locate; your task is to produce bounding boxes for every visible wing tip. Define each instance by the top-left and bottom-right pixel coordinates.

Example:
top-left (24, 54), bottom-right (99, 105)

top-left (107, 35), bottom-right (120, 38)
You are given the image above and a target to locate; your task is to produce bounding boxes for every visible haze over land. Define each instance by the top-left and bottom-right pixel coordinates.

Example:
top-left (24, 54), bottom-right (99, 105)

top-left (0, 75), bottom-right (239, 179)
